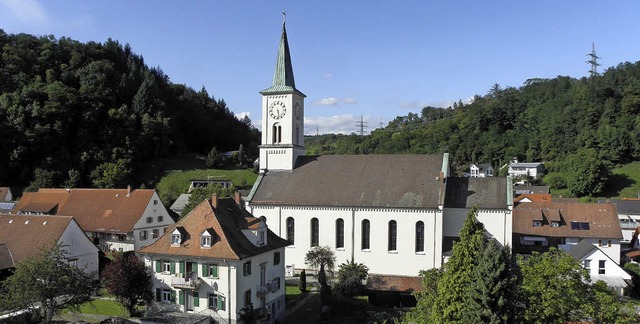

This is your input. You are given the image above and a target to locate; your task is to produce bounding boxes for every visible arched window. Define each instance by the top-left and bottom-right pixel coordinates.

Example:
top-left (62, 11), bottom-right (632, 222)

top-left (286, 217), bottom-right (295, 244)
top-left (272, 123), bottom-right (282, 143)
top-left (361, 219), bottom-right (370, 250)
top-left (336, 218), bottom-right (344, 249)
top-left (311, 218), bottom-right (319, 247)
top-left (277, 125), bottom-right (282, 143)
top-left (388, 220), bottom-right (397, 251)
top-left (415, 221), bottom-right (424, 252)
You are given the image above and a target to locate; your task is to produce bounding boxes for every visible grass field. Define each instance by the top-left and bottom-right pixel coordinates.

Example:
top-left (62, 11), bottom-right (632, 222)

top-left (67, 298), bottom-right (128, 317)
top-left (608, 162), bottom-right (640, 198)
top-left (285, 285), bottom-right (302, 303)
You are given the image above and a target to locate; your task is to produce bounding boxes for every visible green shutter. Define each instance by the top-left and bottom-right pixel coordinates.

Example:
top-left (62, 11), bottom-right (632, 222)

top-left (170, 290), bottom-right (176, 303)
top-left (179, 290), bottom-right (185, 305)
top-left (202, 264), bottom-right (209, 277)
top-left (208, 294), bottom-right (212, 308)
top-left (179, 261), bottom-right (185, 273)
top-left (156, 288), bottom-right (161, 302)
top-left (212, 264), bottom-right (218, 278)
top-left (219, 296), bottom-right (225, 311)
top-left (193, 292), bottom-right (199, 307)
top-left (170, 261), bottom-right (175, 274)
top-left (155, 260), bottom-right (162, 273)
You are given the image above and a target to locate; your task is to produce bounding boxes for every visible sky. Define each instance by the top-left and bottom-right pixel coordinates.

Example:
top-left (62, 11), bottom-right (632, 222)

top-left (1, 1), bottom-right (640, 135)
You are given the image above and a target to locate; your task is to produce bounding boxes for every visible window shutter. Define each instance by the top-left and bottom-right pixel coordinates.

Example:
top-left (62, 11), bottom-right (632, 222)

top-left (155, 260), bottom-right (162, 273)
top-left (170, 261), bottom-right (175, 274)
top-left (179, 261), bottom-right (185, 274)
top-left (193, 292), bottom-right (199, 307)
top-left (179, 290), bottom-right (185, 305)
top-left (218, 295), bottom-right (225, 311)
top-left (208, 294), bottom-right (212, 308)
top-left (212, 264), bottom-right (218, 278)
top-left (156, 288), bottom-right (161, 302)
top-left (202, 264), bottom-right (208, 277)
top-left (170, 290), bottom-right (176, 303)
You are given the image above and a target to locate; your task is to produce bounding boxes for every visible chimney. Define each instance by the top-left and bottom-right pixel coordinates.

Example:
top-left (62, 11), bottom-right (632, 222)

top-left (211, 194), bottom-right (218, 209)
top-left (234, 191), bottom-right (242, 205)
top-left (127, 185), bottom-right (131, 196)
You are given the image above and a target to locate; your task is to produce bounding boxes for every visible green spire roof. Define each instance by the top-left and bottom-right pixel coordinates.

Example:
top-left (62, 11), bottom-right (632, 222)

top-left (261, 22), bottom-right (305, 96)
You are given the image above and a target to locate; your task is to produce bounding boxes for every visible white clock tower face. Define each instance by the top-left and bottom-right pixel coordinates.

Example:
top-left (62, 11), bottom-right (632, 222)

top-left (269, 101), bottom-right (287, 119)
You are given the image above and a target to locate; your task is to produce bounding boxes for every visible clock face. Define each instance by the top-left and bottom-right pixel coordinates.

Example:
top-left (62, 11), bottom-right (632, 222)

top-left (294, 102), bottom-right (302, 120)
top-left (269, 101), bottom-right (286, 119)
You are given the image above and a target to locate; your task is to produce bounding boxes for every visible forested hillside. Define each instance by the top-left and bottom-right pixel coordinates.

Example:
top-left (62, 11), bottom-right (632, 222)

top-left (0, 30), bottom-right (259, 189)
top-left (306, 61), bottom-right (640, 197)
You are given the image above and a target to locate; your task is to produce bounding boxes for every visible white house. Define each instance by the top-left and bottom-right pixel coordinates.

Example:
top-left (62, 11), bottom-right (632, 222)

top-left (12, 187), bottom-right (175, 252)
top-left (568, 240), bottom-right (631, 296)
top-left (466, 163), bottom-right (493, 177)
top-left (138, 194), bottom-right (290, 324)
top-left (597, 199), bottom-right (640, 244)
top-left (0, 214), bottom-right (100, 280)
top-left (245, 19), bottom-right (514, 302)
top-left (507, 160), bottom-right (545, 179)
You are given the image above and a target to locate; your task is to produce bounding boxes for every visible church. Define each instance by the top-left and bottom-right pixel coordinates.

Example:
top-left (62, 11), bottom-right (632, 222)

top-left (246, 19), bottom-right (513, 295)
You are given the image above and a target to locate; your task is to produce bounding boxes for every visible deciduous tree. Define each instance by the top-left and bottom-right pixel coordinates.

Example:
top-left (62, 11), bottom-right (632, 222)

top-left (102, 252), bottom-right (153, 315)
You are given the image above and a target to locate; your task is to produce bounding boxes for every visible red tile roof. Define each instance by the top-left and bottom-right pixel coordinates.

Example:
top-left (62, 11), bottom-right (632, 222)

top-left (514, 193), bottom-right (552, 203)
top-left (366, 274), bottom-right (423, 293)
top-left (513, 202), bottom-right (622, 239)
top-left (139, 197), bottom-right (290, 260)
top-left (0, 214), bottom-right (74, 268)
top-left (13, 188), bottom-right (157, 233)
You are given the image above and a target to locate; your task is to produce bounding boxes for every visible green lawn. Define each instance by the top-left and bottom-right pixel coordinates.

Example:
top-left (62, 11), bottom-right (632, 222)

top-left (67, 298), bottom-right (128, 317)
top-left (285, 285), bottom-right (303, 302)
top-left (156, 168), bottom-right (258, 206)
top-left (608, 162), bottom-right (640, 198)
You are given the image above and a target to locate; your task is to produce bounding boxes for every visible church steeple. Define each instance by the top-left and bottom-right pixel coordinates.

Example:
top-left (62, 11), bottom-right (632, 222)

top-left (261, 15), bottom-right (305, 96)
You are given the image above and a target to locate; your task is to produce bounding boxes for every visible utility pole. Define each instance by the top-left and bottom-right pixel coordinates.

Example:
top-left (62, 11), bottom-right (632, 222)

top-left (586, 42), bottom-right (601, 78)
top-left (355, 115), bottom-right (368, 136)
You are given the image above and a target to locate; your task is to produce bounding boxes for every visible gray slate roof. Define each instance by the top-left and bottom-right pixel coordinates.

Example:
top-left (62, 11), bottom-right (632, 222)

top-left (568, 239), bottom-right (598, 260)
top-left (444, 177), bottom-right (509, 209)
top-left (598, 199), bottom-right (640, 215)
top-left (250, 154), bottom-right (445, 208)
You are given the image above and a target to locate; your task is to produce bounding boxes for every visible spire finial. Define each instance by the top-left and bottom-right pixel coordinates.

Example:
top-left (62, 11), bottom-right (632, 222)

top-left (282, 11), bottom-right (286, 25)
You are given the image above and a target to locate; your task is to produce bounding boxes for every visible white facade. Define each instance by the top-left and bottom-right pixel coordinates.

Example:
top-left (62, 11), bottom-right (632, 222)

top-left (259, 93), bottom-right (306, 172)
top-left (145, 247), bottom-right (286, 324)
top-left (567, 245), bottom-right (631, 295)
top-left (467, 164), bottom-right (493, 178)
top-left (132, 192), bottom-right (175, 250)
top-left (59, 219), bottom-right (100, 280)
top-left (443, 208), bottom-right (513, 247)
top-left (251, 205), bottom-right (444, 276)
top-left (560, 237), bottom-right (623, 265)
top-left (508, 162), bottom-right (544, 179)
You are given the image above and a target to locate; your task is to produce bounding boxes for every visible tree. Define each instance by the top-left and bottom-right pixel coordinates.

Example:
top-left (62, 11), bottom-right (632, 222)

top-left (299, 269), bottom-right (307, 292)
top-left (238, 144), bottom-right (245, 167)
top-left (91, 159), bottom-right (131, 189)
top-left (206, 146), bottom-right (222, 168)
top-left (305, 246), bottom-right (336, 305)
top-left (335, 260), bottom-right (368, 297)
top-left (463, 239), bottom-right (521, 324)
top-left (562, 148), bottom-right (610, 197)
top-left (180, 184), bottom-right (236, 218)
top-left (0, 244), bottom-right (96, 323)
top-left (102, 252), bottom-right (153, 315)
top-left (430, 206), bottom-right (484, 323)
top-left (404, 268), bottom-right (442, 324)
top-left (519, 248), bottom-right (592, 323)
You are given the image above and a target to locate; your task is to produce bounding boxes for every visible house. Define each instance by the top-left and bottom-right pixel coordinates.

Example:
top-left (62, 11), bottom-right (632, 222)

top-left (597, 199), bottom-right (640, 244)
top-left (507, 160), bottom-right (545, 179)
top-left (0, 214), bottom-right (100, 280)
top-left (513, 185), bottom-right (550, 195)
top-left (245, 18), bottom-right (513, 302)
top-left (138, 193), bottom-right (290, 324)
top-left (12, 187), bottom-right (174, 252)
top-left (0, 187), bottom-right (16, 213)
top-left (513, 202), bottom-right (627, 292)
top-left (465, 163), bottom-right (493, 177)
top-left (170, 193), bottom-right (191, 215)
top-left (188, 179), bottom-right (233, 193)
top-left (514, 193), bottom-right (551, 204)
top-left (568, 240), bottom-right (631, 296)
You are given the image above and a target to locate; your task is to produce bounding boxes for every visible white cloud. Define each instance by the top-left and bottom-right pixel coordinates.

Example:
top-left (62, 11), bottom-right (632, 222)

top-left (343, 98), bottom-right (358, 104)
top-left (0, 0), bottom-right (50, 27)
top-left (235, 111), bottom-right (250, 120)
top-left (313, 97), bottom-right (338, 106)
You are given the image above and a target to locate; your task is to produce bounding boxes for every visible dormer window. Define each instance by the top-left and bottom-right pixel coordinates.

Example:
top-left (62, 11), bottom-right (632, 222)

top-left (551, 221), bottom-right (559, 228)
top-left (533, 220), bottom-right (542, 227)
top-left (258, 230), bottom-right (265, 246)
top-left (171, 234), bottom-right (181, 245)
top-left (201, 230), bottom-right (212, 248)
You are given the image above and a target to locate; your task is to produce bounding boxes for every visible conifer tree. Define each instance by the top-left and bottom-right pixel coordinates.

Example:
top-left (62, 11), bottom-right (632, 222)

top-left (430, 206), bottom-right (484, 323)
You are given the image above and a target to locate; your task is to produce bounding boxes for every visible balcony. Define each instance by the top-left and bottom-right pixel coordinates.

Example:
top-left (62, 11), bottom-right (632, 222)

top-left (620, 221), bottom-right (639, 230)
top-left (171, 271), bottom-right (201, 289)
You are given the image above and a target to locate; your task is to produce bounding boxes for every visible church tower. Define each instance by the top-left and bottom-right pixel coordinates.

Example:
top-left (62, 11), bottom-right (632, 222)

top-left (259, 16), bottom-right (306, 172)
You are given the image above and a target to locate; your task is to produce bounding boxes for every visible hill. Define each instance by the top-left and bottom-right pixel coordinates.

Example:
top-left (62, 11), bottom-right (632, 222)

top-left (0, 31), bottom-right (260, 190)
top-left (306, 62), bottom-right (640, 198)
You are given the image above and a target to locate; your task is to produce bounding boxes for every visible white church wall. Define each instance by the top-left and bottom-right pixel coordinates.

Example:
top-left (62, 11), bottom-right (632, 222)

top-left (442, 208), bottom-right (512, 248)
top-left (249, 205), bottom-right (442, 277)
